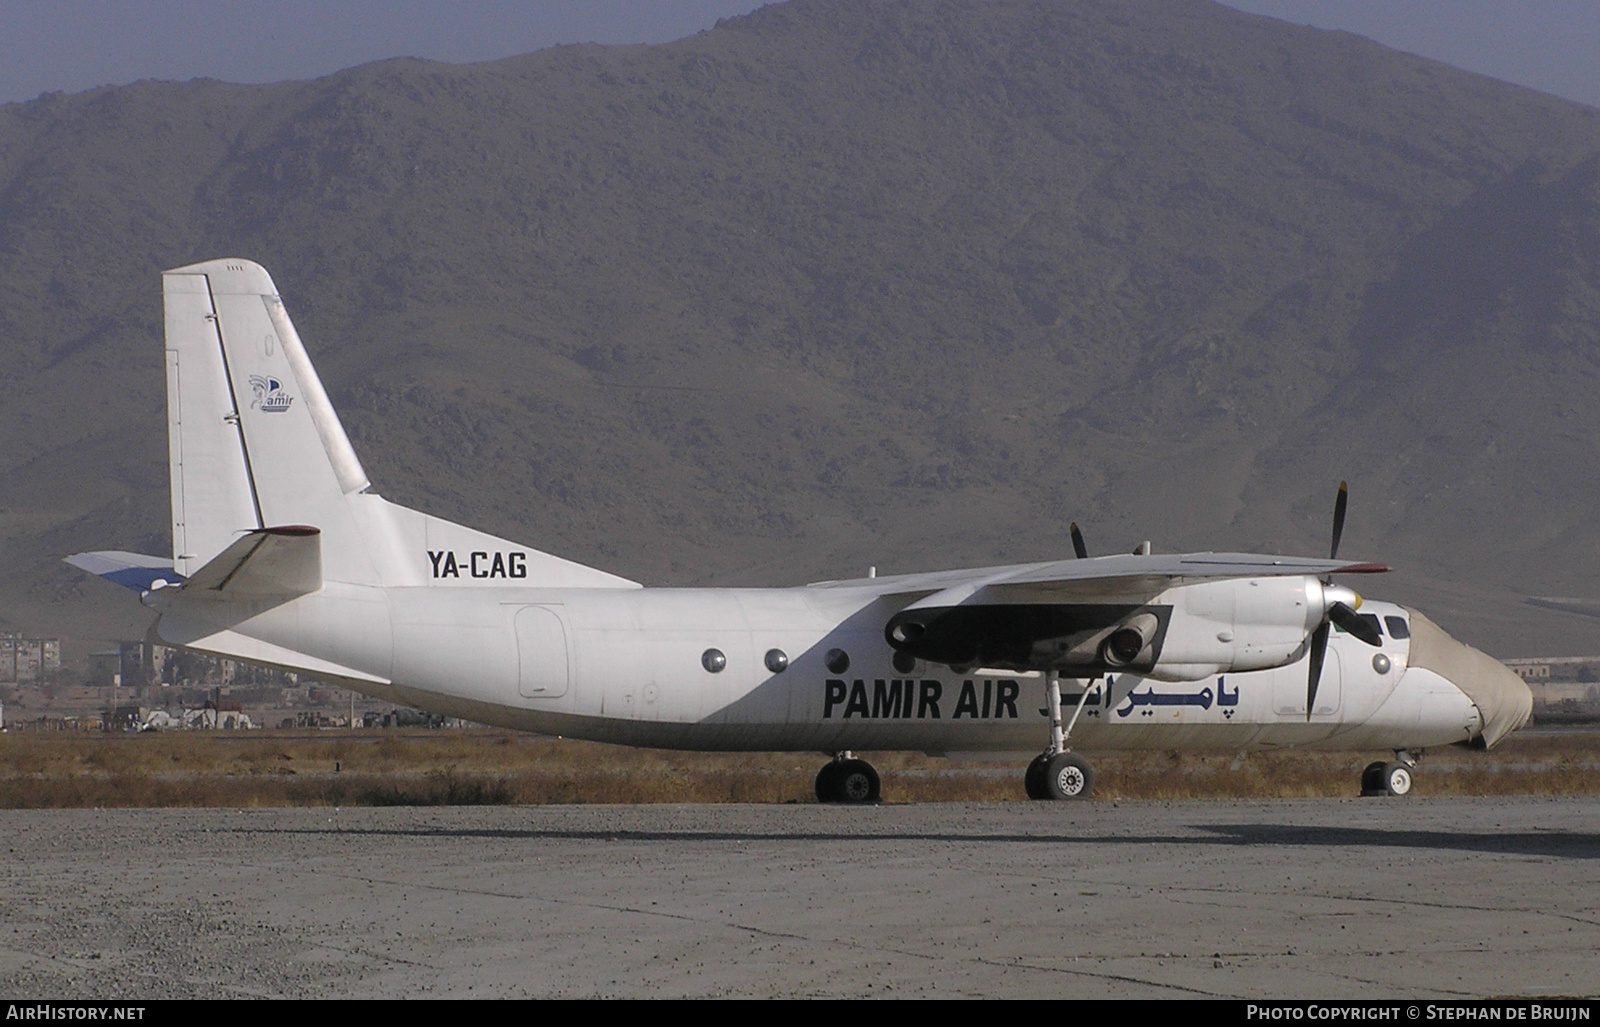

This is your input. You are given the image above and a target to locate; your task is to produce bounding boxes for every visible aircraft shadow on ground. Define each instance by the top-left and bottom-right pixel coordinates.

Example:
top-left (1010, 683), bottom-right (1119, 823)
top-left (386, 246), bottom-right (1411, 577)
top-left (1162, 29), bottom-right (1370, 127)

top-left (249, 823), bottom-right (1600, 859)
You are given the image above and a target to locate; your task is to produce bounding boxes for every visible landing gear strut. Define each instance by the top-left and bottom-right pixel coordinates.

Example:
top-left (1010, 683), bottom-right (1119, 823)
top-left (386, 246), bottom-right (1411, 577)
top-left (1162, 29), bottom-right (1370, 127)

top-left (1361, 750), bottom-right (1417, 797)
top-left (1025, 670), bottom-right (1096, 800)
top-left (815, 752), bottom-right (881, 804)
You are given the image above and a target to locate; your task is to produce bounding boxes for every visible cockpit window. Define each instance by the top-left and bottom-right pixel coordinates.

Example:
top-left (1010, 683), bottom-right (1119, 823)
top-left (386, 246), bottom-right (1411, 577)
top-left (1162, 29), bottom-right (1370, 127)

top-left (1334, 613), bottom-right (1384, 637)
top-left (1384, 615), bottom-right (1410, 640)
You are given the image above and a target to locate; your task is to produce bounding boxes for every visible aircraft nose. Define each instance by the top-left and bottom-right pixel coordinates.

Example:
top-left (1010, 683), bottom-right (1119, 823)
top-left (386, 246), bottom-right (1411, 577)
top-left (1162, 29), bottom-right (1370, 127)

top-left (1402, 608), bottom-right (1532, 747)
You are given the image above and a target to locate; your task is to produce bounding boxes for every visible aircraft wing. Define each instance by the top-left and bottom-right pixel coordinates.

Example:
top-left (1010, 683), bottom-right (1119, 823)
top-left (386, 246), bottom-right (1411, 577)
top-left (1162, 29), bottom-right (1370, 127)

top-left (810, 552), bottom-right (1387, 604)
top-left (820, 551), bottom-right (1387, 676)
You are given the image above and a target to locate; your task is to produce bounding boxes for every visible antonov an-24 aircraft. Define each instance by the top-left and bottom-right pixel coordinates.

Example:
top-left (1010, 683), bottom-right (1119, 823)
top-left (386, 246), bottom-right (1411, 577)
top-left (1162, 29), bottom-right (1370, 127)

top-left (69, 259), bottom-right (1533, 802)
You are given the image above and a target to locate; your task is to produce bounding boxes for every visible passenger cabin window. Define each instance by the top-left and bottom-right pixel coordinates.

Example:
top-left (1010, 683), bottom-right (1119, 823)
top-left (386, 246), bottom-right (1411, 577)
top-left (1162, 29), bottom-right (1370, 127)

top-left (1384, 615), bottom-right (1411, 640)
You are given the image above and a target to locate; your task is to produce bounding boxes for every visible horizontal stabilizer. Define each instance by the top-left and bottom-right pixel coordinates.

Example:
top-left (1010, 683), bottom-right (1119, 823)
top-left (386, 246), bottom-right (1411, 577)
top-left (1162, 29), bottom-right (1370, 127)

top-left (183, 526), bottom-right (323, 599)
top-left (64, 551), bottom-right (184, 593)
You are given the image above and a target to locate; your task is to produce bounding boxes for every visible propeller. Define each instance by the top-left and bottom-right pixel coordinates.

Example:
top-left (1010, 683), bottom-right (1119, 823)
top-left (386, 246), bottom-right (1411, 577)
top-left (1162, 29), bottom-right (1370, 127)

top-left (1307, 481), bottom-right (1382, 718)
top-left (1067, 523), bottom-right (1152, 558)
top-left (1330, 480), bottom-right (1348, 562)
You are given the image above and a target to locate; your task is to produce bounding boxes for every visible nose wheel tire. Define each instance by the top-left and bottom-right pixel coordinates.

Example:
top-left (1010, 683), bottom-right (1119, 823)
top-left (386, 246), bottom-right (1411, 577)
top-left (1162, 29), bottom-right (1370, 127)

top-left (1361, 759), bottom-right (1414, 797)
top-left (1381, 761), bottom-right (1413, 796)
top-left (1043, 752), bottom-right (1094, 800)
top-left (815, 758), bottom-right (881, 804)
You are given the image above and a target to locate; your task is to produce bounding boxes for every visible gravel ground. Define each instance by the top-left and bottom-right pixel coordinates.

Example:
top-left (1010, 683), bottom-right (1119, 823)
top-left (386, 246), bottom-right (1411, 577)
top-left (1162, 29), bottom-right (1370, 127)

top-left (1, 798), bottom-right (1597, 998)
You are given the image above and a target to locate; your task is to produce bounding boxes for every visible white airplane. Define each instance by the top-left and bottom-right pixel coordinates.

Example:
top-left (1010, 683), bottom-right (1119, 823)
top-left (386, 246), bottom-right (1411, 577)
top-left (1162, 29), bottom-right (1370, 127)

top-left (68, 259), bottom-right (1532, 802)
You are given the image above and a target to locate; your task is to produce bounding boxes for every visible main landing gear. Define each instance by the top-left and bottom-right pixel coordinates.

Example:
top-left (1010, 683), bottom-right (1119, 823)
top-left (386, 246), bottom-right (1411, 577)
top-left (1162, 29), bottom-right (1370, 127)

top-left (1361, 750), bottom-right (1418, 797)
top-left (1025, 751), bottom-right (1095, 800)
top-left (815, 752), bottom-right (881, 804)
top-left (1025, 669), bottom-right (1097, 801)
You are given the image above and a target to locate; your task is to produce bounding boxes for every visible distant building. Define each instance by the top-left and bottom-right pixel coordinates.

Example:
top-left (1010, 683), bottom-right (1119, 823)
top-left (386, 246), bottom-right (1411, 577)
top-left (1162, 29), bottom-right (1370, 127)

top-left (0, 634), bottom-right (61, 681)
top-left (1503, 656), bottom-right (1600, 684)
top-left (117, 641), bottom-right (150, 689)
top-left (1505, 657), bottom-right (1600, 720)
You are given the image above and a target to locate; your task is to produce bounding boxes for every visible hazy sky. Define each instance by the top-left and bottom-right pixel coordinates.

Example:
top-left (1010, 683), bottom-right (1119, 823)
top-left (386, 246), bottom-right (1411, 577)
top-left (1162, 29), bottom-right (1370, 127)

top-left (2, 1), bottom-right (1598, 110)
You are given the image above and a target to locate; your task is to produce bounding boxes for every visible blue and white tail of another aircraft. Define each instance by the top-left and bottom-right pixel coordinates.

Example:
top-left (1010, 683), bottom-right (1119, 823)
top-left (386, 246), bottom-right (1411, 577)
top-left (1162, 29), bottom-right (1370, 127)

top-left (68, 258), bottom-right (1532, 802)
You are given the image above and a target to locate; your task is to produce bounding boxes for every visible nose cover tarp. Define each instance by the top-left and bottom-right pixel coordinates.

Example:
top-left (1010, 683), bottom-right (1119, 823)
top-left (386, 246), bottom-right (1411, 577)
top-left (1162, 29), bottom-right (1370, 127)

top-left (1404, 608), bottom-right (1533, 748)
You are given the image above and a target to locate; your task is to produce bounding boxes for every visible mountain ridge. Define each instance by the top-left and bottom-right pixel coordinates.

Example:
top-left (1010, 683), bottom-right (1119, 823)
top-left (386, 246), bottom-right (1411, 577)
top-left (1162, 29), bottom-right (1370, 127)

top-left (1, 0), bottom-right (1598, 660)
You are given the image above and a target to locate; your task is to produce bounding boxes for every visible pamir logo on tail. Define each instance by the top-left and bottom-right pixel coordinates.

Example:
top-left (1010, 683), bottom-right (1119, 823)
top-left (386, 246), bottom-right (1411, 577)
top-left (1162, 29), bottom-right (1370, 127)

top-left (249, 375), bottom-right (294, 413)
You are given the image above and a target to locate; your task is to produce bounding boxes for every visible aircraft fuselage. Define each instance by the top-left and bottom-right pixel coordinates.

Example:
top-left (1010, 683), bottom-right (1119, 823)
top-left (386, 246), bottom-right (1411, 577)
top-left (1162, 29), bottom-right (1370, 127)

top-left (155, 582), bottom-right (1481, 755)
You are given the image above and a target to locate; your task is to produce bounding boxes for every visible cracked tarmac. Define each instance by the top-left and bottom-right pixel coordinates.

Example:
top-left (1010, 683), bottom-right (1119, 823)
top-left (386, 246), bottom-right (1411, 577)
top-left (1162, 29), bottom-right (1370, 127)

top-left (2, 798), bottom-right (1597, 998)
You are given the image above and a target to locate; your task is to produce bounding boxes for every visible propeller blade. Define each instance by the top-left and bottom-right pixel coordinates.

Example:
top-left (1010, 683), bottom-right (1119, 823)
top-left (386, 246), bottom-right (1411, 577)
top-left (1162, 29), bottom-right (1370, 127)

top-left (1330, 481), bottom-right (1348, 561)
top-left (1070, 523), bottom-right (1088, 560)
top-left (1328, 601), bottom-right (1382, 646)
top-left (1306, 620), bottom-right (1330, 720)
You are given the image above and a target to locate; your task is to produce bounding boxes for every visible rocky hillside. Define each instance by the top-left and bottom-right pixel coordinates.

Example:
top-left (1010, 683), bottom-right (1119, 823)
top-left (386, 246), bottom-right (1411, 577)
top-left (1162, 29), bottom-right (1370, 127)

top-left (2, 0), bottom-right (1598, 659)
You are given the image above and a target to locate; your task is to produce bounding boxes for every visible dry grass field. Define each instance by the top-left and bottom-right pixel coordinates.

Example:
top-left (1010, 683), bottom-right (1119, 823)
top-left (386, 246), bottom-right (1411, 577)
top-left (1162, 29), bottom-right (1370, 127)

top-left (0, 728), bottom-right (1596, 807)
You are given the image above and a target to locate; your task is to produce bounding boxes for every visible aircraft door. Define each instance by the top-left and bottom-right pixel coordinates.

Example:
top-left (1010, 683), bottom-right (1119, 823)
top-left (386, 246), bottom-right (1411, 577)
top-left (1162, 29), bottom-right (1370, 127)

top-left (1271, 649), bottom-right (1342, 717)
top-left (516, 605), bottom-right (570, 699)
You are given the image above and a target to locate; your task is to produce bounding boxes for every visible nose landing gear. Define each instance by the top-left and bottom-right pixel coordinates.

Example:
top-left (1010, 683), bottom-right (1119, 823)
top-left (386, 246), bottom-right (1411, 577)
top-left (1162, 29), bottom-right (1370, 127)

top-left (815, 752), bottom-right (881, 804)
top-left (1361, 750), bottom-right (1418, 796)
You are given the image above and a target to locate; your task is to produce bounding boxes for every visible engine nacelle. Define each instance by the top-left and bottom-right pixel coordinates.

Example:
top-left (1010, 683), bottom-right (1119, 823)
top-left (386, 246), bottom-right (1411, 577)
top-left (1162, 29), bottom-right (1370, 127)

top-left (1146, 576), bottom-right (1324, 681)
top-left (1100, 612), bottom-right (1161, 667)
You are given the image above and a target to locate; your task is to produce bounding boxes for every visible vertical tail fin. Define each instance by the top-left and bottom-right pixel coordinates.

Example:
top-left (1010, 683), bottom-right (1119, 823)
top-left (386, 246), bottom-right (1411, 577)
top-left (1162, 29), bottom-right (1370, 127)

top-left (164, 259), bottom-right (377, 583)
top-left (163, 258), bottom-right (640, 592)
